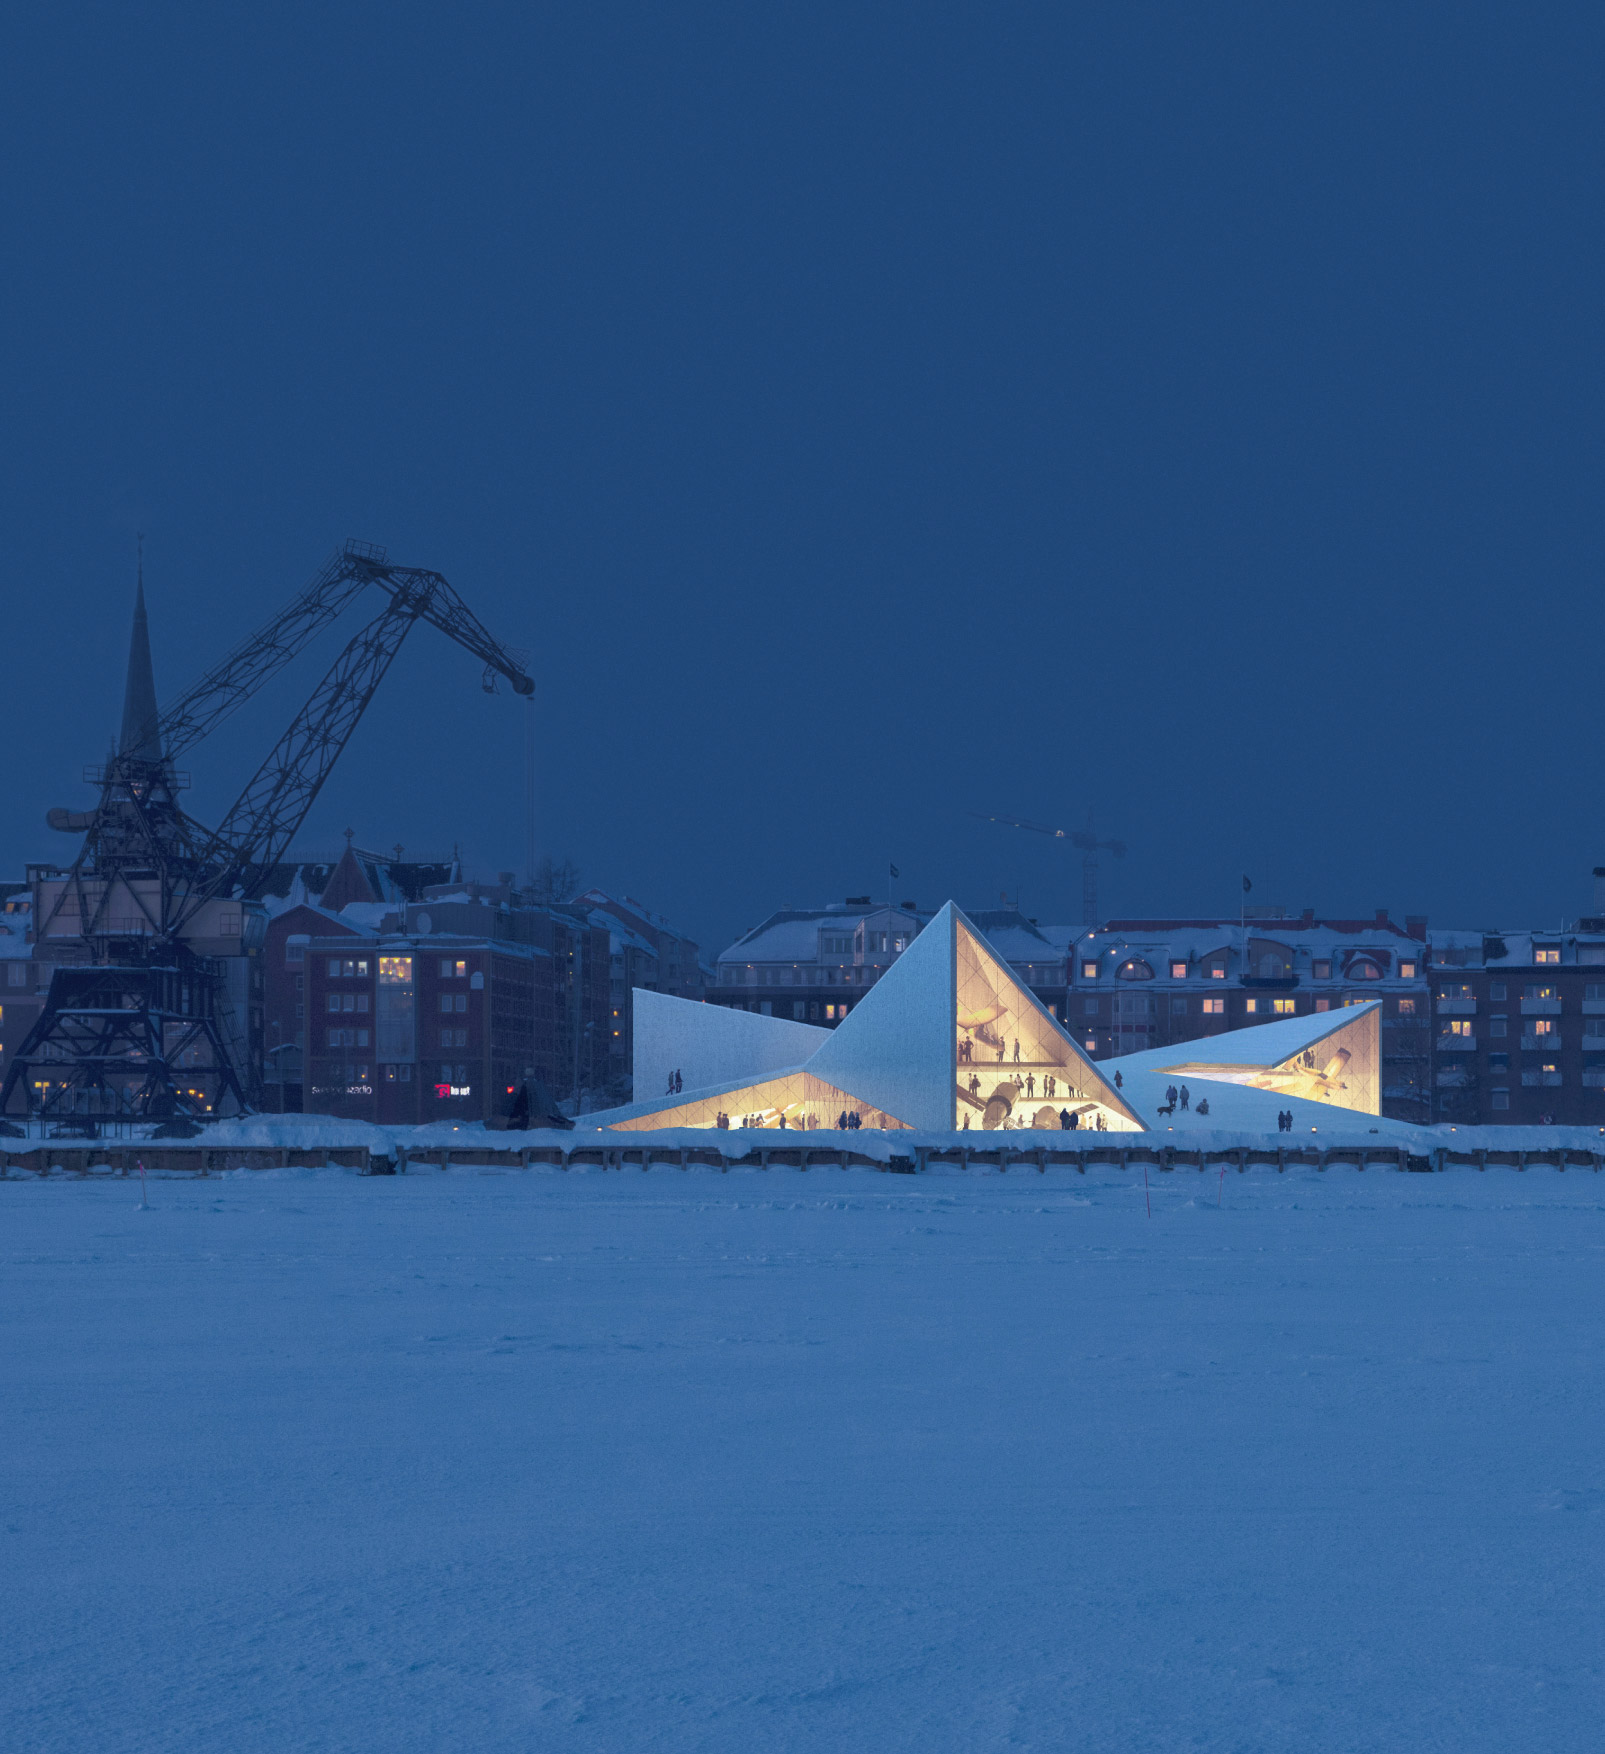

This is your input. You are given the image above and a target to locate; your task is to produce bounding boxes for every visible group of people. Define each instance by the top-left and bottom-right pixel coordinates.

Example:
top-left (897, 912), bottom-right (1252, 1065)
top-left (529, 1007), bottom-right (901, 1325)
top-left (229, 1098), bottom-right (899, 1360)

top-left (1276, 1109), bottom-right (1297, 1131)
top-left (711, 1108), bottom-right (867, 1130)
top-left (957, 1034), bottom-right (1025, 1065)
top-left (665, 1068), bottom-right (683, 1095)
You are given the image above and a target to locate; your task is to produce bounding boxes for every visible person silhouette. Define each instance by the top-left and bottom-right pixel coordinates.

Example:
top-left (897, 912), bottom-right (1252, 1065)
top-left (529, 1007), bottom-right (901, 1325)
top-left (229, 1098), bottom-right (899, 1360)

top-left (1114, 1070), bottom-right (1123, 1088)
top-left (1012, 1039), bottom-right (1020, 1063)
top-left (1178, 1084), bottom-right (1188, 1110)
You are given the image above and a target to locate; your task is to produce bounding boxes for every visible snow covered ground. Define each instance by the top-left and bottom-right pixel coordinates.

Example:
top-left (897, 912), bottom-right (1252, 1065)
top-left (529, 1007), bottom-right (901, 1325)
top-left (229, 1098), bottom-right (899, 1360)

top-left (4, 1164), bottom-right (1604, 1752)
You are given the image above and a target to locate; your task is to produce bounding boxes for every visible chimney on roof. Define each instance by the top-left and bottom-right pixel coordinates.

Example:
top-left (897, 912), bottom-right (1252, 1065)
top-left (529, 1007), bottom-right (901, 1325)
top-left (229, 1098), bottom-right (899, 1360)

top-left (1593, 867), bottom-right (1605, 914)
top-left (1301, 907), bottom-right (1315, 925)
top-left (1374, 908), bottom-right (1388, 926)
top-left (1405, 914), bottom-right (1427, 941)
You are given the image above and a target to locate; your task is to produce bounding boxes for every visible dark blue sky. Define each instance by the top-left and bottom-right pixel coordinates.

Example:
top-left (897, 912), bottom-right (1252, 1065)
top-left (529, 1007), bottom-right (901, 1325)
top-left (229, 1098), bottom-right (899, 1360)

top-left (4, 5), bottom-right (1600, 951)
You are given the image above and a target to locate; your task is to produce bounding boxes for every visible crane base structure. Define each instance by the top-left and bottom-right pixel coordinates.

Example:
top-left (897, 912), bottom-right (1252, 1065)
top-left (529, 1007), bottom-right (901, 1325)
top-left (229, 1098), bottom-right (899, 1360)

top-left (1, 541), bottom-right (533, 1125)
top-left (5, 961), bottom-right (247, 1124)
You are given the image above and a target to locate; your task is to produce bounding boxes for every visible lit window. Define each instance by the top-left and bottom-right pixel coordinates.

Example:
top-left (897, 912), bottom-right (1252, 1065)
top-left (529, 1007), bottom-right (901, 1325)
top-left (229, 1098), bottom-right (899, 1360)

top-left (1397, 998), bottom-right (1416, 1015)
top-left (1314, 998), bottom-right (1330, 1012)
top-left (1448, 1020), bottom-right (1473, 1036)
top-left (1210, 966), bottom-right (1226, 979)
top-left (1400, 961), bottom-right (1416, 979)
top-left (1081, 961), bottom-right (1098, 980)
top-left (1523, 985), bottom-right (1558, 1001)
top-left (379, 956), bottom-right (412, 984)
top-left (1532, 1018), bottom-right (1555, 1036)
top-left (1245, 999), bottom-right (1258, 1014)
top-left (1272, 999), bottom-right (1295, 1015)
top-left (1202, 997), bottom-right (1224, 1015)
top-left (1536, 948), bottom-right (1560, 964)
top-left (1170, 961), bottom-right (1187, 980)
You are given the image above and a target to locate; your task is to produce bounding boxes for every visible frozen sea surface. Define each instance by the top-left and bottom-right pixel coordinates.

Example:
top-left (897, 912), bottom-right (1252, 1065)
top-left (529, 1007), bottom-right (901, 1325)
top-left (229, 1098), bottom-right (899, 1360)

top-left (3, 1165), bottom-right (1603, 1752)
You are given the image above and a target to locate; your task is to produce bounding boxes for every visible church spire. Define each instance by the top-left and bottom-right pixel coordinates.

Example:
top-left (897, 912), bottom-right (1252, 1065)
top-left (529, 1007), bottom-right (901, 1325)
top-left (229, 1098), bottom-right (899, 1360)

top-left (119, 535), bottom-right (163, 762)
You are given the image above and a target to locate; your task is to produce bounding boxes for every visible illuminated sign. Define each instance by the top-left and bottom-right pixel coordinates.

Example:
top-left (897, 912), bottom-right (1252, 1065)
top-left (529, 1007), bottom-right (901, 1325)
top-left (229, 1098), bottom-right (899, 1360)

top-left (434, 1084), bottom-right (473, 1098)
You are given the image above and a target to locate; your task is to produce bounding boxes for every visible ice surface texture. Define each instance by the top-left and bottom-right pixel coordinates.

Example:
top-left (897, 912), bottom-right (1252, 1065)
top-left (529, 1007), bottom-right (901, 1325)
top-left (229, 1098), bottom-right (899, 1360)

top-left (4, 1168), bottom-right (1603, 1752)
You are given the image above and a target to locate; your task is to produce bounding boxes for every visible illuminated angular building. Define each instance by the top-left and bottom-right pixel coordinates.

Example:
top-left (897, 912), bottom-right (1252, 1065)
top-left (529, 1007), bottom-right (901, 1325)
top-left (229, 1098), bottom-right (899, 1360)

top-left (589, 901), bottom-right (1393, 1138)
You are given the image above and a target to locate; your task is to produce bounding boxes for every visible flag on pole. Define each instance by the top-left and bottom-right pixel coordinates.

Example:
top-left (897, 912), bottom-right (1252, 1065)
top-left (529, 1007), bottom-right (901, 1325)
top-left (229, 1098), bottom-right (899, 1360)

top-left (1242, 875), bottom-right (1252, 893)
top-left (889, 863), bottom-right (900, 879)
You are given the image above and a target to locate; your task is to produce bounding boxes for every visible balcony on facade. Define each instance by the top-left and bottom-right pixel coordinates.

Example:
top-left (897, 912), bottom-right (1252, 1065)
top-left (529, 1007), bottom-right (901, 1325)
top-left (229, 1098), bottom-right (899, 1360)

top-left (1520, 996), bottom-right (1562, 1015)
top-left (1436, 997), bottom-right (1477, 1016)
top-left (1521, 1069), bottom-right (1564, 1087)
top-left (1520, 1031), bottom-right (1562, 1052)
top-left (1435, 1032), bottom-right (1477, 1051)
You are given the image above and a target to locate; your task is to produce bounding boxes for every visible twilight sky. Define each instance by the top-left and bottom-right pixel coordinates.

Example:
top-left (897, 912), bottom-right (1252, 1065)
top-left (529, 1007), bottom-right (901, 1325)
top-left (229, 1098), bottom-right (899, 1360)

top-left (3, 5), bottom-right (1601, 953)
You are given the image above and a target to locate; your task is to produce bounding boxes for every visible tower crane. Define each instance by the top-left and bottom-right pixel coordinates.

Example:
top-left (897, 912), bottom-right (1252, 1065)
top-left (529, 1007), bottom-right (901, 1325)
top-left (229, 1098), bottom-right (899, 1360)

top-left (970, 811), bottom-right (1125, 930)
top-left (2, 541), bottom-right (534, 1125)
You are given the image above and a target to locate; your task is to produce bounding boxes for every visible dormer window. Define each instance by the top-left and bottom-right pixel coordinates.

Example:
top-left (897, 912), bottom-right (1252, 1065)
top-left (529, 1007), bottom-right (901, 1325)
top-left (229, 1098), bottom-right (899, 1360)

top-left (1535, 946), bottom-right (1560, 964)
top-left (1169, 961), bottom-right (1187, 980)
top-left (1080, 960), bottom-right (1098, 980)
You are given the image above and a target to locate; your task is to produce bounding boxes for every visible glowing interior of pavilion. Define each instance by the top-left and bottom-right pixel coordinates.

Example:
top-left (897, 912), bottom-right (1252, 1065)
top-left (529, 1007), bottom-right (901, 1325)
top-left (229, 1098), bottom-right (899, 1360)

top-left (588, 903), bottom-right (1390, 1137)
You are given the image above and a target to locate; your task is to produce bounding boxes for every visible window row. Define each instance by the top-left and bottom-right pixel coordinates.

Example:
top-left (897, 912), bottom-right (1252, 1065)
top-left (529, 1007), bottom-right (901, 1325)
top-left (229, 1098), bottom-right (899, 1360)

top-left (1083, 957), bottom-right (1416, 983)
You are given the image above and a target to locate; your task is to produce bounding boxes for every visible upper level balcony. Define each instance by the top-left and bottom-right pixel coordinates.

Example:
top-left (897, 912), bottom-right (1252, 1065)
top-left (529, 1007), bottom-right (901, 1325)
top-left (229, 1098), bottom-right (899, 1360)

top-left (1436, 997), bottom-right (1477, 1016)
top-left (1521, 997), bottom-right (1562, 1016)
top-left (1435, 1033), bottom-right (1477, 1052)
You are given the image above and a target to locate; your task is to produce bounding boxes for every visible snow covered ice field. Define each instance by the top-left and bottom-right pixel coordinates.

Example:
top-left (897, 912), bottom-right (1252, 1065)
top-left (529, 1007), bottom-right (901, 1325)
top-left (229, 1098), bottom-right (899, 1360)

top-left (4, 1165), bottom-right (1604, 1753)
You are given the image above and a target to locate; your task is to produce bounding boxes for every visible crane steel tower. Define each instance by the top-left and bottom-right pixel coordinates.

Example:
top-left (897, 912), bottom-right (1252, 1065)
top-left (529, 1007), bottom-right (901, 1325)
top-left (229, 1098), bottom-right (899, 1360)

top-left (2, 541), bottom-right (533, 1125)
top-left (971, 811), bottom-right (1126, 929)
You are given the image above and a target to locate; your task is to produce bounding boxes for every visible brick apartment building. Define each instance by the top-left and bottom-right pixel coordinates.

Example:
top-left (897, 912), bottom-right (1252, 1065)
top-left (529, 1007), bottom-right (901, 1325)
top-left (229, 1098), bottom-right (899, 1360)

top-left (261, 849), bottom-right (610, 1122)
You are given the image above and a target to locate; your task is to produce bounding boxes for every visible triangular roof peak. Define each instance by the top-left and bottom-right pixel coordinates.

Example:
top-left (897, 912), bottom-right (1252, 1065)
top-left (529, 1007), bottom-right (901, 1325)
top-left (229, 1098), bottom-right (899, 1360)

top-left (318, 844), bottom-right (379, 911)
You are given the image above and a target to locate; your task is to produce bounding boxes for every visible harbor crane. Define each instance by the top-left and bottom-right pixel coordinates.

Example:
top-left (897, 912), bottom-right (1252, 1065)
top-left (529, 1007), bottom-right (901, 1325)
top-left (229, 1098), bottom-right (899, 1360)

top-left (2, 541), bottom-right (533, 1125)
top-left (970, 811), bottom-right (1126, 930)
